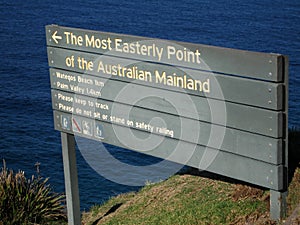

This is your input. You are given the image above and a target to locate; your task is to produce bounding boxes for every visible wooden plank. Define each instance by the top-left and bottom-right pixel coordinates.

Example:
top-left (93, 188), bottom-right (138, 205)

top-left (50, 68), bottom-right (283, 137)
top-left (52, 98), bottom-right (283, 164)
top-left (47, 47), bottom-right (283, 110)
top-left (46, 25), bottom-right (283, 82)
top-left (53, 110), bottom-right (284, 190)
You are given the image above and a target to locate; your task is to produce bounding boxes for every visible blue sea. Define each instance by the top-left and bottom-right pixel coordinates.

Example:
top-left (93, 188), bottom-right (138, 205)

top-left (0, 0), bottom-right (299, 211)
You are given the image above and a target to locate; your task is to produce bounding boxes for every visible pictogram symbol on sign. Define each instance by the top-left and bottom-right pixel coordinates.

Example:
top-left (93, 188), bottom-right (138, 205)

top-left (95, 122), bottom-right (104, 139)
top-left (82, 120), bottom-right (92, 136)
top-left (72, 118), bottom-right (81, 133)
top-left (61, 115), bottom-right (70, 130)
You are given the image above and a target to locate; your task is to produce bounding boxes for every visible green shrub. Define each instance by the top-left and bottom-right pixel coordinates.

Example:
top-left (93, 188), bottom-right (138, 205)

top-left (0, 160), bottom-right (67, 225)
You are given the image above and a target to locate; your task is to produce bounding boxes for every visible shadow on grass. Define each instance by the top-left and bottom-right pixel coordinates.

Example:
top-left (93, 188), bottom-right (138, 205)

top-left (288, 128), bottom-right (300, 183)
top-left (91, 203), bottom-right (123, 225)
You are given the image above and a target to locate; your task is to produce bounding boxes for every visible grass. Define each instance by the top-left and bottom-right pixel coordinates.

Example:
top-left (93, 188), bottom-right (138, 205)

top-left (82, 173), bottom-right (271, 225)
top-left (81, 128), bottom-right (300, 225)
top-left (82, 168), bottom-right (300, 224)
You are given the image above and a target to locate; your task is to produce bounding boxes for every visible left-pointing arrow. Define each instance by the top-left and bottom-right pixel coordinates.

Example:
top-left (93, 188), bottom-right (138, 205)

top-left (52, 31), bottom-right (62, 44)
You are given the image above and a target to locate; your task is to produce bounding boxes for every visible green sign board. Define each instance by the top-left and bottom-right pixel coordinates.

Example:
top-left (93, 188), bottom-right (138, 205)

top-left (46, 25), bottom-right (289, 223)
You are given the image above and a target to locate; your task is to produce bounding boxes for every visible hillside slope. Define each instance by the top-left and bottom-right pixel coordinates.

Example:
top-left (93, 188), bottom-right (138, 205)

top-left (82, 167), bottom-right (300, 225)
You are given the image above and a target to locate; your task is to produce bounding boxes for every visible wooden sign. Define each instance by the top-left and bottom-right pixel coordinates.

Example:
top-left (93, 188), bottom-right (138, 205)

top-left (46, 25), bottom-right (288, 223)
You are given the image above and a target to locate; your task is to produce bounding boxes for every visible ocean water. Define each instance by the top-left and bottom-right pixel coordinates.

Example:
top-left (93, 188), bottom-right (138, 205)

top-left (0, 0), bottom-right (299, 210)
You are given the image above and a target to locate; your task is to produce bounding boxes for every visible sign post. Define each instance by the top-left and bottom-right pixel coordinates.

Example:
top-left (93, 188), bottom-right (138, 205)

top-left (61, 132), bottom-right (80, 225)
top-left (46, 24), bottom-right (289, 222)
